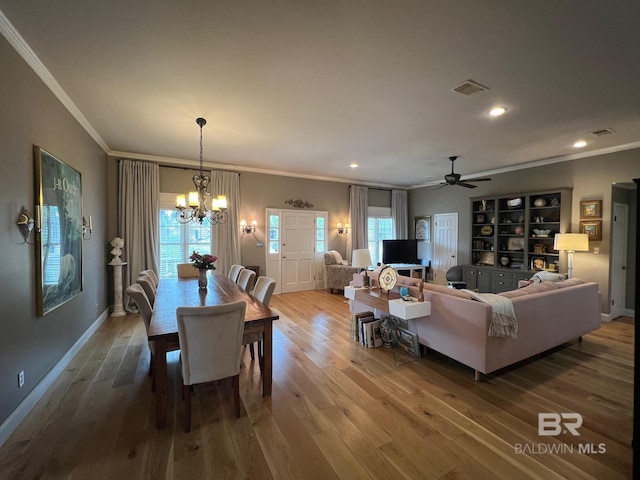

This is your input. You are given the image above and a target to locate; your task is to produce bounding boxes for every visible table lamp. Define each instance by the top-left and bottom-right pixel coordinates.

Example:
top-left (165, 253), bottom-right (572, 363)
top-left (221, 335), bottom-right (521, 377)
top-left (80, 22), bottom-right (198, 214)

top-left (352, 249), bottom-right (373, 287)
top-left (553, 233), bottom-right (589, 278)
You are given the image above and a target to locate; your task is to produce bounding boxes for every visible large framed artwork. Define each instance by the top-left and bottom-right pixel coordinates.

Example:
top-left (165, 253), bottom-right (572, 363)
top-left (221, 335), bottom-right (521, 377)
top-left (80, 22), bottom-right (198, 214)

top-left (414, 216), bottom-right (431, 242)
top-left (34, 146), bottom-right (83, 315)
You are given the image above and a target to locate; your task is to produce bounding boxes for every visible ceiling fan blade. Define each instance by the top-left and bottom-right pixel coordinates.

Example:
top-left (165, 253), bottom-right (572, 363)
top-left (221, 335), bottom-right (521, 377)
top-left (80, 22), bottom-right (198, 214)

top-left (465, 177), bottom-right (492, 182)
top-left (456, 181), bottom-right (478, 188)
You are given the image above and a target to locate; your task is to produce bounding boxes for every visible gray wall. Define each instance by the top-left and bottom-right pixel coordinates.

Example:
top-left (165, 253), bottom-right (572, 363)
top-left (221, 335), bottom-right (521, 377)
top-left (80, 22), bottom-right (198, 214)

top-left (0, 36), bottom-right (109, 426)
top-left (409, 150), bottom-right (639, 313)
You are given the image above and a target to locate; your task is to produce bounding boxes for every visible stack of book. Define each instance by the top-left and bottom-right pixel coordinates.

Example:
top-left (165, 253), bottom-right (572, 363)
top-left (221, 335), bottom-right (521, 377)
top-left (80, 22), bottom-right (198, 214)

top-left (355, 311), bottom-right (382, 348)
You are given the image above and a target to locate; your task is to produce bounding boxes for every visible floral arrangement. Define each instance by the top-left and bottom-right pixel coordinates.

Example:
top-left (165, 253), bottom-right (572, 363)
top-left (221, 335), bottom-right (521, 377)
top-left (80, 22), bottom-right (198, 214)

top-left (189, 251), bottom-right (217, 270)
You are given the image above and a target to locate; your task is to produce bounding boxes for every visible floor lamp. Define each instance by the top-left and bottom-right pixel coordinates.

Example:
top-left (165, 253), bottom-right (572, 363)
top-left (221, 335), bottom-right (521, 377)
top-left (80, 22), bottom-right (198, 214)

top-left (553, 233), bottom-right (589, 278)
top-left (352, 249), bottom-right (373, 287)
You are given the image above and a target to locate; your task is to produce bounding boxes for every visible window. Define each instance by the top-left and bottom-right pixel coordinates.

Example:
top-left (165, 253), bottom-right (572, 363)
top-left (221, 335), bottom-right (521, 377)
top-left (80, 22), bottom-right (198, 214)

top-left (158, 194), bottom-right (212, 279)
top-left (316, 216), bottom-right (326, 253)
top-left (368, 207), bottom-right (394, 265)
top-left (268, 214), bottom-right (279, 254)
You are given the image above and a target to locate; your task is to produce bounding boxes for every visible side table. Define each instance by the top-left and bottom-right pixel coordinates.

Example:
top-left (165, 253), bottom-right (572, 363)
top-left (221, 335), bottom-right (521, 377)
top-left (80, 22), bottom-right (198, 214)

top-left (109, 261), bottom-right (127, 317)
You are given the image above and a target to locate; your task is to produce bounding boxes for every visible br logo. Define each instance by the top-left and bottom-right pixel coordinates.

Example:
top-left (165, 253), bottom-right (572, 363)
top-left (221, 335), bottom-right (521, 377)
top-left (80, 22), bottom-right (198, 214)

top-left (538, 413), bottom-right (583, 436)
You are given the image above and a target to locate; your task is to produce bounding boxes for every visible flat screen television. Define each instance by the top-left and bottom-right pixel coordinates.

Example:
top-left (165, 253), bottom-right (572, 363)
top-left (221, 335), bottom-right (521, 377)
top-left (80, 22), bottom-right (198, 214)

top-left (382, 239), bottom-right (419, 264)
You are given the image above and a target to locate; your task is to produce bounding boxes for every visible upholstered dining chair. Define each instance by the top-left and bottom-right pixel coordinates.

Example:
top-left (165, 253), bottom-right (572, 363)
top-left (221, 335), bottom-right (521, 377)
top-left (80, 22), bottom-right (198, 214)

top-left (136, 274), bottom-right (156, 306)
top-left (125, 284), bottom-right (179, 391)
top-left (177, 263), bottom-right (199, 278)
top-left (140, 269), bottom-right (159, 287)
top-left (227, 264), bottom-right (244, 283)
top-left (236, 268), bottom-right (256, 292)
top-left (176, 301), bottom-right (247, 431)
top-left (243, 276), bottom-right (277, 367)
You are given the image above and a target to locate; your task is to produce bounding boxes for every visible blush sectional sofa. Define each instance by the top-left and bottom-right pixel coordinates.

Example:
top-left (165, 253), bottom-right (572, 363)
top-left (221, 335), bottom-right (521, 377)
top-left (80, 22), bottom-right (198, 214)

top-left (414, 278), bottom-right (601, 378)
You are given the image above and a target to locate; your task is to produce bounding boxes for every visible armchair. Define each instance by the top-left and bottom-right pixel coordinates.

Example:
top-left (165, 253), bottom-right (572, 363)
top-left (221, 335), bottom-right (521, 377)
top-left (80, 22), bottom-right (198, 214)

top-left (323, 250), bottom-right (358, 293)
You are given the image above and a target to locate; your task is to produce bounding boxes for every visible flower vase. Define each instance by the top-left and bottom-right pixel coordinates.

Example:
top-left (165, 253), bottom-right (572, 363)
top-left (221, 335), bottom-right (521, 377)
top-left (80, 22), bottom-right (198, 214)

top-left (198, 269), bottom-right (208, 290)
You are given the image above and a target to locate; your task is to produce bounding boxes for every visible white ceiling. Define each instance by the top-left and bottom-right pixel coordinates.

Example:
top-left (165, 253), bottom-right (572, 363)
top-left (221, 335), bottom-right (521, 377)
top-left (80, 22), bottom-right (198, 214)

top-left (1, 1), bottom-right (639, 188)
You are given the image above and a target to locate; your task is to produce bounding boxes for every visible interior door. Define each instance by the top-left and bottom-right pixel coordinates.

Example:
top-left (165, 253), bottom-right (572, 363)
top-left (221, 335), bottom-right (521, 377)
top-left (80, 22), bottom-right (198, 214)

top-left (432, 213), bottom-right (459, 285)
top-left (610, 203), bottom-right (629, 319)
top-left (281, 211), bottom-right (316, 293)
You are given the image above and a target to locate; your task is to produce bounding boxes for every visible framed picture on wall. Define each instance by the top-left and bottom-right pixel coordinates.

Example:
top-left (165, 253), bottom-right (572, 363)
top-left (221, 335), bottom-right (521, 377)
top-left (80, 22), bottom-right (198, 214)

top-left (580, 200), bottom-right (602, 218)
top-left (414, 216), bottom-right (431, 242)
top-left (34, 146), bottom-right (83, 316)
top-left (580, 220), bottom-right (602, 241)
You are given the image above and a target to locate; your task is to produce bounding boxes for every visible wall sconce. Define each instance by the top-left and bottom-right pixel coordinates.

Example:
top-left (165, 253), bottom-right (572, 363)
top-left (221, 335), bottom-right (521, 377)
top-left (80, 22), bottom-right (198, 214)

top-left (82, 215), bottom-right (93, 240)
top-left (16, 206), bottom-right (38, 244)
top-left (240, 219), bottom-right (257, 235)
top-left (337, 222), bottom-right (350, 235)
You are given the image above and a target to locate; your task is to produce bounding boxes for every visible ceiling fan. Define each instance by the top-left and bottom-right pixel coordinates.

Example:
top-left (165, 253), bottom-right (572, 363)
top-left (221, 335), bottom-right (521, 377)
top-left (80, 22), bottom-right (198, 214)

top-left (442, 156), bottom-right (492, 188)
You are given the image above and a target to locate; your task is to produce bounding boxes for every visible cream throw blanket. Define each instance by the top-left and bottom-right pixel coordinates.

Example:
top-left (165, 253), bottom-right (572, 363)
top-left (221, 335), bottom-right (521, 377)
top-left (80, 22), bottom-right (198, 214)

top-left (462, 290), bottom-right (518, 338)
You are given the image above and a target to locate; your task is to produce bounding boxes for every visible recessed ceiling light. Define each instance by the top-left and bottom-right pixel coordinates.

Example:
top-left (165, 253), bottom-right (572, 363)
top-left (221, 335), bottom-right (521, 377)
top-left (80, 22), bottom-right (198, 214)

top-left (489, 106), bottom-right (508, 117)
top-left (573, 140), bottom-right (587, 148)
top-left (350, 163), bottom-right (358, 168)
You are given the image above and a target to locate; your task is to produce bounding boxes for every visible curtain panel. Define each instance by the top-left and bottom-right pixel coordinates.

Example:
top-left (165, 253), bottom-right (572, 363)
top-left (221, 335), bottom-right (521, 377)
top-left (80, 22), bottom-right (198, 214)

top-left (392, 189), bottom-right (408, 239)
top-left (348, 185), bottom-right (368, 259)
top-left (118, 159), bottom-right (160, 306)
top-left (212, 170), bottom-right (241, 276)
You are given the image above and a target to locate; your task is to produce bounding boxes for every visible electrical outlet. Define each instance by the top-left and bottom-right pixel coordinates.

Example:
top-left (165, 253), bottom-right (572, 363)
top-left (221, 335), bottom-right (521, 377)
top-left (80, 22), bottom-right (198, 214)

top-left (18, 370), bottom-right (25, 388)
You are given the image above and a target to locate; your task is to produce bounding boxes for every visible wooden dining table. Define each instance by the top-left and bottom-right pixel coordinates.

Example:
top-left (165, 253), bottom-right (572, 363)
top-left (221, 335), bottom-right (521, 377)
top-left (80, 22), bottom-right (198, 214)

top-left (148, 273), bottom-right (279, 429)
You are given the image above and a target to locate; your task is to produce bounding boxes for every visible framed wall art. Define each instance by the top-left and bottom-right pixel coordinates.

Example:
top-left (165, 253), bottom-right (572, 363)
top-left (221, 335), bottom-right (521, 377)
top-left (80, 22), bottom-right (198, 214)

top-left (580, 200), bottom-right (602, 218)
top-left (34, 146), bottom-right (83, 316)
top-left (580, 220), bottom-right (602, 241)
top-left (414, 216), bottom-right (431, 242)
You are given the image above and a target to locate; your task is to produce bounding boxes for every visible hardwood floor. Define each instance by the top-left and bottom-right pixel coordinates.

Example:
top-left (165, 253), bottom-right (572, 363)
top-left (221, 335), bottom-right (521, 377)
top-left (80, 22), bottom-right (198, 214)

top-left (0, 290), bottom-right (633, 479)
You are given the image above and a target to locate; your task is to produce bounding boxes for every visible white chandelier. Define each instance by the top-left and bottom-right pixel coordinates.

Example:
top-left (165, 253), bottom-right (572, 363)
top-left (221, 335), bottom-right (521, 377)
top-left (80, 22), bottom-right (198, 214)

top-left (175, 117), bottom-right (229, 225)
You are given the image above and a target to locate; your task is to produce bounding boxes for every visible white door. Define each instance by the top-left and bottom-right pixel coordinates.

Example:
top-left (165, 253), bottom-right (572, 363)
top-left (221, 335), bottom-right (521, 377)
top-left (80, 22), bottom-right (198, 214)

top-left (610, 203), bottom-right (628, 319)
top-left (281, 211), bottom-right (316, 293)
top-left (432, 213), bottom-right (459, 285)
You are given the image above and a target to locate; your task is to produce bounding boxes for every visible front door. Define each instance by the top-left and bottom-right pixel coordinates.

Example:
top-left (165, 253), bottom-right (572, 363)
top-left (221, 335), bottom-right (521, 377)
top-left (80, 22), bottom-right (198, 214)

top-left (281, 211), bottom-right (316, 293)
top-left (433, 213), bottom-right (459, 285)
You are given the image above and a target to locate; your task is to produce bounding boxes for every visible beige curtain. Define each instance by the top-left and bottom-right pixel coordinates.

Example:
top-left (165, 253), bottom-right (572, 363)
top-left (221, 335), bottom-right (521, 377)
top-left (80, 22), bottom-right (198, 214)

top-left (348, 185), bottom-right (368, 260)
top-left (118, 159), bottom-right (160, 308)
top-left (392, 189), bottom-right (408, 239)
top-left (212, 170), bottom-right (241, 275)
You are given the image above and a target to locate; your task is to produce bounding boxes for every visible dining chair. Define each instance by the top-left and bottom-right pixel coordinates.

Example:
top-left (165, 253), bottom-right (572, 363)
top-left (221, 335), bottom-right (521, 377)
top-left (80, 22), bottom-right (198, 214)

top-left (236, 268), bottom-right (256, 292)
top-left (176, 301), bottom-right (247, 431)
top-left (140, 269), bottom-right (159, 287)
top-left (243, 276), bottom-right (277, 367)
top-left (177, 263), bottom-right (199, 278)
top-left (227, 264), bottom-right (244, 283)
top-left (125, 284), bottom-right (178, 391)
top-left (136, 274), bottom-right (156, 306)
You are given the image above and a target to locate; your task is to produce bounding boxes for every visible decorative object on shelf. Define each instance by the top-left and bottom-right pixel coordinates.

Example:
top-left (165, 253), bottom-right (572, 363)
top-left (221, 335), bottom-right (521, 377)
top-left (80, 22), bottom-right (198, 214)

top-left (378, 266), bottom-right (398, 293)
top-left (514, 226), bottom-right (524, 235)
top-left (16, 206), bottom-right (37, 244)
top-left (352, 248), bottom-right (373, 287)
top-left (480, 225), bottom-right (493, 236)
top-left (551, 197), bottom-right (560, 206)
top-left (500, 256), bottom-right (510, 266)
top-left (532, 229), bottom-right (551, 237)
top-left (533, 216), bottom-right (544, 223)
top-left (476, 214), bottom-right (485, 223)
top-left (414, 216), bottom-right (431, 241)
top-left (507, 237), bottom-right (525, 251)
top-left (240, 219), bottom-right (257, 235)
top-left (110, 237), bottom-right (124, 263)
top-left (285, 198), bottom-right (314, 208)
top-left (479, 200), bottom-right (486, 211)
top-left (478, 252), bottom-right (495, 266)
top-left (531, 257), bottom-right (546, 271)
top-left (517, 214), bottom-right (525, 223)
top-left (34, 146), bottom-right (83, 316)
top-left (553, 233), bottom-right (589, 278)
top-left (579, 220), bottom-right (602, 241)
top-left (533, 197), bottom-right (547, 207)
top-left (337, 222), bottom-right (350, 236)
top-left (175, 118), bottom-right (229, 225)
top-left (533, 244), bottom-right (546, 253)
top-left (580, 199), bottom-right (602, 218)
top-left (507, 197), bottom-right (522, 209)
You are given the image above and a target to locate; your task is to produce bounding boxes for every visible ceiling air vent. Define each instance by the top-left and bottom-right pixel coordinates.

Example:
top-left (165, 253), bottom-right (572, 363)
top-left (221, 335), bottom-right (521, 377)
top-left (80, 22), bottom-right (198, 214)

top-left (452, 79), bottom-right (490, 96)
top-left (590, 128), bottom-right (616, 137)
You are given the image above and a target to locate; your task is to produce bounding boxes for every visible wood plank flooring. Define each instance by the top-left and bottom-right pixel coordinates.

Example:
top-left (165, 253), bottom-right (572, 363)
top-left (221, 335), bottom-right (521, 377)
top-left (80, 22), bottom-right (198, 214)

top-left (0, 290), bottom-right (633, 479)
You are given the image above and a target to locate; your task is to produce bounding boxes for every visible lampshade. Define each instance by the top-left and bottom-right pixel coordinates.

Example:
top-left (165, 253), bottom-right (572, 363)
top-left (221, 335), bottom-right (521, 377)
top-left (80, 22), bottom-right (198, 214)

top-left (351, 249), bottom-right (372, 269)
top-left (553, 233), bottom-right (589, 252)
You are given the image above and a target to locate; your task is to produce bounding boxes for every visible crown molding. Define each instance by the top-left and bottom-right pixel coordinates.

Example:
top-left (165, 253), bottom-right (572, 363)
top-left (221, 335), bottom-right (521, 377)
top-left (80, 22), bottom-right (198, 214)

top-left (0, 10), bottom-right (109, 152)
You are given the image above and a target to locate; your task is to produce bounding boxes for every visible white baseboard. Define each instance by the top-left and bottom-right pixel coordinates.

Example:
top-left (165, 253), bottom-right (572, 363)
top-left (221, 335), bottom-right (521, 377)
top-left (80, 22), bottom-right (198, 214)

top-left (0, 308), bottom-right (110, 448)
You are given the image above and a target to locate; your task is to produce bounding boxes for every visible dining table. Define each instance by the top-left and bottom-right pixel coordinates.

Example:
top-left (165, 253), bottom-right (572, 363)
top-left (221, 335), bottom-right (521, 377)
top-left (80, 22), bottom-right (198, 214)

top-left (148, 273), bottom-right (279, 429)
